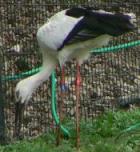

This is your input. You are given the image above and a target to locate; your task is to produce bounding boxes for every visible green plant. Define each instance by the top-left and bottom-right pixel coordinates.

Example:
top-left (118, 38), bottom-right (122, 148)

top-left (1, 109), bottom-right (140, 152)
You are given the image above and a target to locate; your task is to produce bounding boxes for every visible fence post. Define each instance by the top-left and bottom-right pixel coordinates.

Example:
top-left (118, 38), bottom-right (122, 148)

top-left (0, 52), bottom-right (6, 144)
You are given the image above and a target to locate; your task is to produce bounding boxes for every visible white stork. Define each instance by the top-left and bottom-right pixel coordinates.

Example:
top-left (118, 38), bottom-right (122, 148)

top-left (15, 7), bottom-right (136, 103)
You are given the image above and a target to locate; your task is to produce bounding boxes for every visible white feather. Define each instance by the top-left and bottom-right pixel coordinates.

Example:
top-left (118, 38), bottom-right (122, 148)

top-left (15, 9), bottom-right (113, 104)
top-left (16, 50), bottom-right (58, 103)
top-left (37, 10), bottom-right (83, 50)
top-left (58, 34), bottom-right (112, 65)
top-left (7, 44), bottom-right (21, 53)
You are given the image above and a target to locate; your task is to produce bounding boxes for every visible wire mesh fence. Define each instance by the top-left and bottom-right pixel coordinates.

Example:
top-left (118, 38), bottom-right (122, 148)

top-left (0, 0), bottom-right (140, 142)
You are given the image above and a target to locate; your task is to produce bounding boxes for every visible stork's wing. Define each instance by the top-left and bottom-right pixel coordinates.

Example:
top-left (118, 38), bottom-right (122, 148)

top-left (58, 19), bottom-right (102, 50)
top-left (58, 7), bottom-right (135, 50)
top-left (60, 29), bottom-right (100, 46)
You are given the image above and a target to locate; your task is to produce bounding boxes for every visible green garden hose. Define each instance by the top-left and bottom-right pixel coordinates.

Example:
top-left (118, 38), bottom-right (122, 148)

top-left (92, 40), bottom-right (140, 54)
top-left (2, 40), bottom-right (140, 81)
top-left (1, 39), bottom-right (140, 138)
top-left (51, 71), bottom-right (70, 137)
top-left (115, 122), bottom-right (140, 140)
top-left (2, 67), bottom-right (41, 81)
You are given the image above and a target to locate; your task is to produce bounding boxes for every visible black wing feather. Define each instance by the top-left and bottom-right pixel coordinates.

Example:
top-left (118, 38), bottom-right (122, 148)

top-left (58, 7), bottom-right (135, 50)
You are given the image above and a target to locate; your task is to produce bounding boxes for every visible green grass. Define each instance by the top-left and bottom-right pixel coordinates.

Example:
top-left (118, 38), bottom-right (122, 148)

top-left (1, 109), bottom-right (140, 152)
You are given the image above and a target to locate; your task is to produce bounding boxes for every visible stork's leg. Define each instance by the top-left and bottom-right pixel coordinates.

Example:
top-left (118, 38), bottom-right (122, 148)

top-left (60, 65), bottom-right (66, 121)
top-left (56, 65), bottom-right (66, 145)
top-left (75, 62), bottom-right (81, 149)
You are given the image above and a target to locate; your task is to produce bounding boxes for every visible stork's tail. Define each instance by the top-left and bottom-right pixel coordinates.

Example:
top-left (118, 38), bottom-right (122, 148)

top-left (91, 10), bottom-right (137, 36)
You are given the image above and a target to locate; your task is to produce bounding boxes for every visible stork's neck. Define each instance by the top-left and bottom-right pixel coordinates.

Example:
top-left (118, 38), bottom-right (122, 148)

top-left (27, 54), bottom-right (57, 92)
top-left (30, 68), bottom-right (50, 89)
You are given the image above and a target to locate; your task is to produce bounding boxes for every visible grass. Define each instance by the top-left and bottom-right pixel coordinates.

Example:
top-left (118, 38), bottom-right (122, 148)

top-left (1, 109), bottom-right (140, 152)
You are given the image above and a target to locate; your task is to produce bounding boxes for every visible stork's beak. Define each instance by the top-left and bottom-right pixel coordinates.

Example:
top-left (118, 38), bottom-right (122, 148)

top-left (15, 90), bottom-right (20, 102)
top-left (14, 102), bottom-right (25, 139)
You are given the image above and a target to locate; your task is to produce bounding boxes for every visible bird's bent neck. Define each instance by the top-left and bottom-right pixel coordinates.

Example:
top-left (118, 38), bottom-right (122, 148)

top-left (26, 53), bottom-right (58, 93)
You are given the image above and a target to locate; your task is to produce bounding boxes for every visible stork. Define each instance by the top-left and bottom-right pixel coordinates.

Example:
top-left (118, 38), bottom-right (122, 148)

top-left (15, 7), bottom-right (136, 104)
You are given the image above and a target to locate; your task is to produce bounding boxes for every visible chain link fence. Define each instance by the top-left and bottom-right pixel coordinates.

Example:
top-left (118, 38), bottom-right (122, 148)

top-left (0, 0), bottom-right (140, 142)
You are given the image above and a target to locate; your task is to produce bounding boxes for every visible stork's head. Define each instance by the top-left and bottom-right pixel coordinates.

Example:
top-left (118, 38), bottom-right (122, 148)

top-left (15, 78), bottom-right (33, 104)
